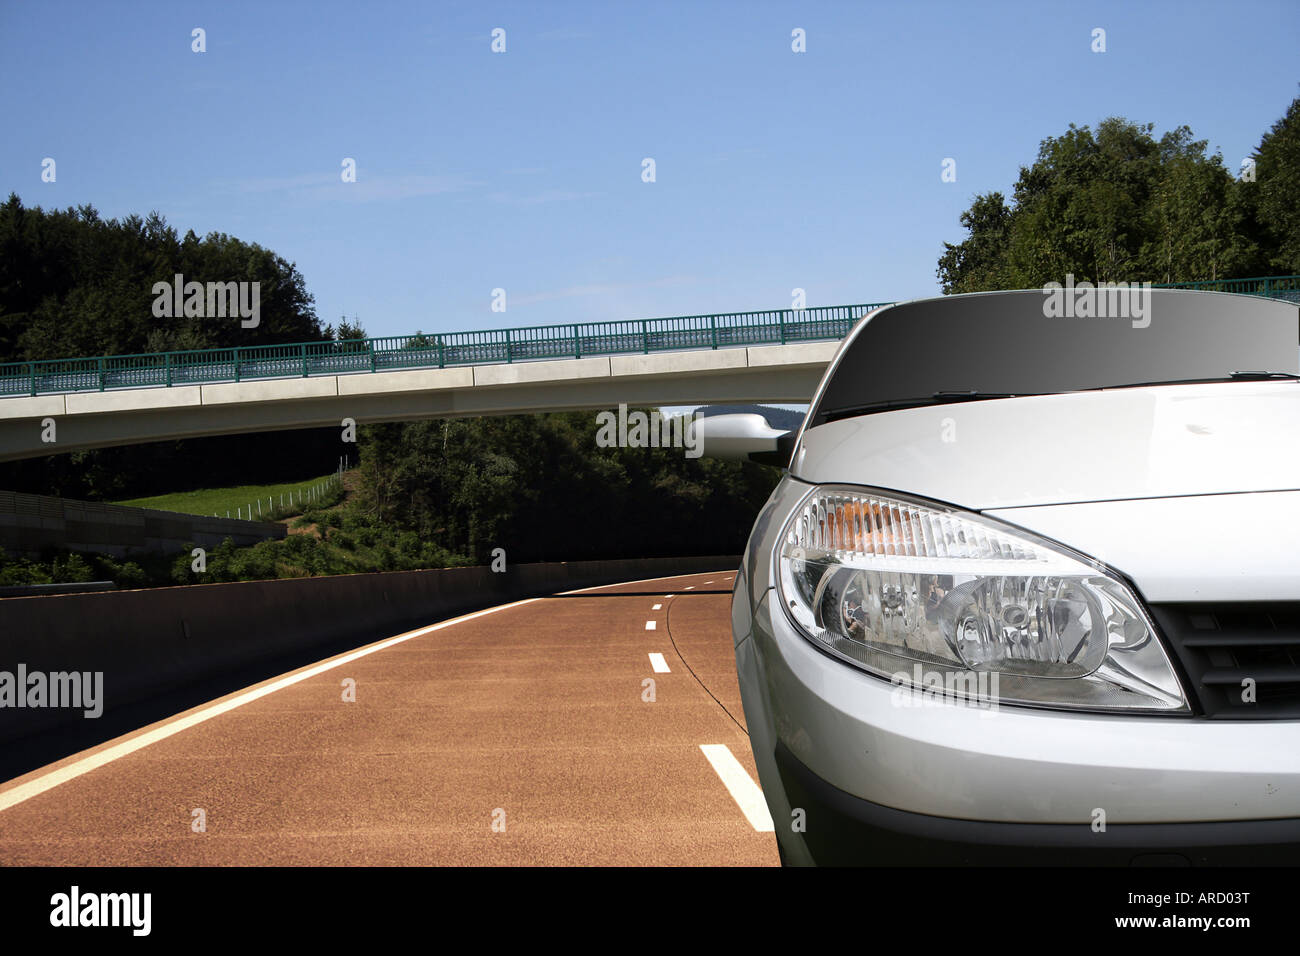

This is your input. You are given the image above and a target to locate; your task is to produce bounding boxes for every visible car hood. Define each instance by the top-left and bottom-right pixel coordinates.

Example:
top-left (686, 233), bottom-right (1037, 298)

top-left (985, 491), bottom-right (1300, 602)
top-left (792, 380), bottom-right (1300, 510)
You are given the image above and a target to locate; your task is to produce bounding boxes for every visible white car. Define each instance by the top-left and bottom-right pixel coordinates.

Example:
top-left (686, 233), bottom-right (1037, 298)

top-left (722, 288), bottom-right (1300, 865)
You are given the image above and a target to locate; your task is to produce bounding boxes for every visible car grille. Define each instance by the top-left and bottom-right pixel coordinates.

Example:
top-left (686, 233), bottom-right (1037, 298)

top-left (1149, 603), bottom-right (1300, 719)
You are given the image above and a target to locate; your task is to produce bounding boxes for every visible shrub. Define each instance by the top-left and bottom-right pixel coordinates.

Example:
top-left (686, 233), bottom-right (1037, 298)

top-left (113, 561), bottom-right (150, 589)
top-left (51, 553), bottom-right (94, 583)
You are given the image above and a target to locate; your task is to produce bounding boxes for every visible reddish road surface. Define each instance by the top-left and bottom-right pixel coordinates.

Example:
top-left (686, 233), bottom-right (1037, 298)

top-left (0, 571), bottom-right (779, 866)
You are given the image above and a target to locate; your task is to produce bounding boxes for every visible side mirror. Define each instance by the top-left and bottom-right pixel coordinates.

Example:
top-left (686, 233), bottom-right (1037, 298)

top-left (687, 413), bottom-right (796, 466)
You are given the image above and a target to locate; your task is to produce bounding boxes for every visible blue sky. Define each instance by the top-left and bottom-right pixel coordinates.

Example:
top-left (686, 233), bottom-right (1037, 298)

top-left (2, 0), bottom-right (1296, 340)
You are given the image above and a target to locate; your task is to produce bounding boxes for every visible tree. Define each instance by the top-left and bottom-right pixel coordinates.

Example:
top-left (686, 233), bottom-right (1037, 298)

top-left (0, 197), bottom-right (337, 500)
top-left (354, 411), bottom-right (780, 563)
top-left (936, 99), bottom-right (1300, 291)
top-left (0, 196), bottom-right (324, 363)
top-left (1239, 90), bottom-right (1300, 273)
top-left (936, 192), bottom-right (1013, 293)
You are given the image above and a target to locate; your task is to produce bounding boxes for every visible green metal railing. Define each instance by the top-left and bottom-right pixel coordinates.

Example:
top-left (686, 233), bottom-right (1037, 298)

top-left (1153, 274), bottom-right (1300, 300)
top-left (2, 275), bottom-right (1296, 399)
top-left (0, 302), bottom-right (893, 398)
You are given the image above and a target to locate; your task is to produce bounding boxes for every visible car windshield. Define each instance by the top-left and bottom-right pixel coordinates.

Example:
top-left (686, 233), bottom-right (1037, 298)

top-left (809, 288), bottom-right (1299, 426)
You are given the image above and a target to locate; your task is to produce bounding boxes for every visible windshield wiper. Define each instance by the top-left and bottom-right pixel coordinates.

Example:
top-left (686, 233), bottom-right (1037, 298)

top-left (1227, 371), bottom-right (1300, 381)
top-left (818, 391), bottom-right (1030, 423)
top-left (1099, 371), bottom-right (1300, 390)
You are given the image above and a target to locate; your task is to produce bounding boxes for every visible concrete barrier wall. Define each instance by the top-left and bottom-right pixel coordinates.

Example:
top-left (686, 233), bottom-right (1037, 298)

top-left (0, 489), bottom-right (285, 557)
top-left (0, 555), bottom-right (739, 744)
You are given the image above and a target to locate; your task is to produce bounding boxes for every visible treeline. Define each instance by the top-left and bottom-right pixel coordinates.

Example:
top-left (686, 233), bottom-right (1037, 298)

top-left (697, 404), bottom-right (805, 432)
top-left (0, 410), bottom-right (778, 588)
top-left (937, 94), bottom-right (1300, 292)
top-left (0, 194), bottom-right (333, 361)
top-left (353, 413), bottom-right (779, 564)
top-left (0, 196), bottom-right (357, 498)
top-left (183, 410), bottom-right (779, 579)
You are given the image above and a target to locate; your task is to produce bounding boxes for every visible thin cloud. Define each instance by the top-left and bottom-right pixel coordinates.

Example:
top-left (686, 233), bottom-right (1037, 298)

top-left (225, 172), bottom-right (481, 202)
top-left (488, 189), bottom-right (602, 205)
top-left (536, 28), bottom-right (592, 41)
top-left (710, 147), bottom-right (766, 163)
top-left (229, 172), bottom-right (336, 192)
top-left (512, 275), bottom-right (699, 307)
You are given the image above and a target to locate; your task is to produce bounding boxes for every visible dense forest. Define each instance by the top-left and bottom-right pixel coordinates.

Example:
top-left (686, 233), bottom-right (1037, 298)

top-left (0, 194), bottom-right (329, 359)
top-left (354, 413), bottom-right (779, 564)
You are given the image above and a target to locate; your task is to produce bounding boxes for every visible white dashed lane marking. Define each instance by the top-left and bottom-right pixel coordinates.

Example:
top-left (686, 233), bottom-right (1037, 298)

top-left (648, 653), bottom-right (671, 673)
top-left (645, 621), bottom-right (657, 631)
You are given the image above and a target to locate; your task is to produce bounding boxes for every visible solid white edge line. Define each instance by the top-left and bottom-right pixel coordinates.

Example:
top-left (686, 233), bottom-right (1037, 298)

top-left (0, 597), bottom-right (542, 813)
top-left (699, 744), bottom-right (775, 832)
top-left (648, 653), bottom-right (671, 674)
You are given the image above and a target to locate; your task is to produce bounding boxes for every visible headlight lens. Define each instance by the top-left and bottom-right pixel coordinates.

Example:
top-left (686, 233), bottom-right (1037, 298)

top-left (778, 486), bottom-right (1189, 712)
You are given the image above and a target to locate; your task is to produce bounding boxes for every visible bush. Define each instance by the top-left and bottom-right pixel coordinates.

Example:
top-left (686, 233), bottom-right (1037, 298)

top-left (283, 534), bottom-right (313, 557)
top-left (112, 561), bottom-right (150, 589)
top-left (231, 545), bottom-right (278, 581)
top-left (0, 555), bottom-right (51, 586)
top-left (51, 553), bottom-right (94, 583)
top-left (396, 531), bottom-right (422, 558)
top-left (171, 551), bottom-right (197, 584)
top-left (341, 511), bottom-right (372, 532)
top-left (420, 543), bottom-right (462, 569)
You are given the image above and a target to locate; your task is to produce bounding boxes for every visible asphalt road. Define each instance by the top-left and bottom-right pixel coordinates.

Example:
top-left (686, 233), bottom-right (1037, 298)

top-left (0, 571), bottom-right (778, 866)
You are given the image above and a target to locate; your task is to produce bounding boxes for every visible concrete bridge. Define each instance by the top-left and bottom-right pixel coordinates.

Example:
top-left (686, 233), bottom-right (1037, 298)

top-left (3, 275), bottom-right (1295, 462)
top-left (0, 341), bottom-right (839, 461)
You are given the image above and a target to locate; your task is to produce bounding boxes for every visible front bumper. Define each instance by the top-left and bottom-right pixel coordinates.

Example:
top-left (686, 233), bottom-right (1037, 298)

top-left (736, 587), bottom-right (1300, 865)
top-left (775, 738), bottom-right (1300, 865)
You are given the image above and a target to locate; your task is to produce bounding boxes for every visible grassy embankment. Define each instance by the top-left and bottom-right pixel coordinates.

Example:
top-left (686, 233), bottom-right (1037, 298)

top-left (1, 470), bottom-right (467, 588)
top-left (116, 473), bottom-right (340, 520)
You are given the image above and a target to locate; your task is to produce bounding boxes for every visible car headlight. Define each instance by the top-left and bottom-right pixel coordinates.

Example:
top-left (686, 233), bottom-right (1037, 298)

top-left (777, 486), bottom-right (1189, 713)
